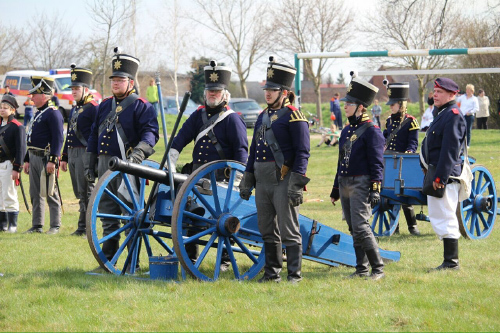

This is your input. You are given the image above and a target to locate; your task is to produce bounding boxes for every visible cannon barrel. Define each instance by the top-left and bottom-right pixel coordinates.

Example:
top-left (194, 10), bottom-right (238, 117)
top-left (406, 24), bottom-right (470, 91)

top-left (108, 157), bottom-right (210, 191)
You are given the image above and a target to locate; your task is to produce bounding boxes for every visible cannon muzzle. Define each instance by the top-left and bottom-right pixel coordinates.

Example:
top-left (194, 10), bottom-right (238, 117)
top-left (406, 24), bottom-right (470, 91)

top-left (108, 157), bottom-right (210, 191)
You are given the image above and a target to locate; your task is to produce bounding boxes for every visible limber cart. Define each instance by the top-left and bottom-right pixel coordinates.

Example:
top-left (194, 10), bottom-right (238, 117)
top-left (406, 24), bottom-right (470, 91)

top-left (85, 91), bottom-right (400, 281)
top-left (371, 153), bottom-right (497, 239)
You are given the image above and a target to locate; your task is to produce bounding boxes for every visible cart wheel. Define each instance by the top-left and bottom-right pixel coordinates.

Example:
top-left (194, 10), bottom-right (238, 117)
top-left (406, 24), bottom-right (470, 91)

top-left (87, 160), bottom-right (175, 275)
top-left (371, 198), bottom-right (401, 237)
top-left (172, 160), bottom-right (265, 281)
top-left (457, 164), bottom-right (497, 239)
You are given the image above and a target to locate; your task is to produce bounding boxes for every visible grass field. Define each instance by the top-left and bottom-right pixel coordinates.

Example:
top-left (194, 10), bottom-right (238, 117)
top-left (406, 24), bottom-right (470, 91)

top-left (1, 115), bottom-right (500, 332)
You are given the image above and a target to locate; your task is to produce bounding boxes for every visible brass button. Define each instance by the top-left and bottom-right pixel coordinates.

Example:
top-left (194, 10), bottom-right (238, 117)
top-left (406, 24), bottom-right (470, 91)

top-left (263, 157), bottom-right (266, 160)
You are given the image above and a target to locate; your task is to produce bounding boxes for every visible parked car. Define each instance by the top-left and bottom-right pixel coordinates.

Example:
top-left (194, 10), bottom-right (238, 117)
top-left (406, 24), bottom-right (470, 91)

top-left (162, 96), bottom-right (199, 117)
top-left (228, 98), bottom-right (262, 127)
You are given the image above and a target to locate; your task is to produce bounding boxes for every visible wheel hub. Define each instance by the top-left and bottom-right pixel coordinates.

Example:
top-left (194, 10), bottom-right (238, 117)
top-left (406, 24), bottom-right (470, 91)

top-left (217, 213), bottom-right (241, 236)
top-left (133, 209), bottom-right (146, 225)
top-left (474, 195), bottom-right (492, 212)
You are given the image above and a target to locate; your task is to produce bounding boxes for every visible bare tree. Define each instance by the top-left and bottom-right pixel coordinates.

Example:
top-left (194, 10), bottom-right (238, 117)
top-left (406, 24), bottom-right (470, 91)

top-left (0, 25), bottom-right (24, 72)
top-left (273, 0), bottom-right (354, 127)
top-left (191, 0), bottom-right (269, 98)
top-left (87, 0), bottom-right (133, 95)
top-left (364, 0), bottom-right (462, 115)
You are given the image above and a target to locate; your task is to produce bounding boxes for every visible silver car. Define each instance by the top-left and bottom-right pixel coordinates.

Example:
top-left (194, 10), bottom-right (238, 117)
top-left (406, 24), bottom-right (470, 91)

top-left (228, 98), bottom-right (262, 127)
top-left (163, 96), bottom-right (199, 117)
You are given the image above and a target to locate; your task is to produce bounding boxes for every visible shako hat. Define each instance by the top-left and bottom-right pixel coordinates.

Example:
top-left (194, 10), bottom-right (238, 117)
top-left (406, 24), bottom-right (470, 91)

top-left (263, 56), bottom-right (296, 90)
top-left (109, 47), bottom-right (140, 80)
top-left (29, 76), bottom-right (55, 95)
top-left (1, 94), bottom-right (19, 109)
top-left (386, 82), bottom-right (409, 105)
top-left (341, 75), bottom-right (379, 107)
top-left (204, 60), bottom-right (231, 90)
top-left (70, 64), bottom-right (93, 88)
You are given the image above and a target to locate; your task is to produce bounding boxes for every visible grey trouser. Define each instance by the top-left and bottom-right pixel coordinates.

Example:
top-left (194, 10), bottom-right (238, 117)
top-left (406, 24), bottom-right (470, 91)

top-left (97, 155), bottom-right (124, 239)
top-left (254, 162), bottom-right (301, 246)
top-left (339, 175), bottom-right (378, 250)
top-left (68, 147), bottom-right (94, 230)
top-left (29, 152), bottom-right (61, 228)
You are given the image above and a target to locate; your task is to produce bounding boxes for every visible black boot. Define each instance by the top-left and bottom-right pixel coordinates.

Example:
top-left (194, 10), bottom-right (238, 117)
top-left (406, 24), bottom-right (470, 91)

top-left (102, 238), bottom-right (120, 262)
top-left (258, 242), bottom-right (282, 283)
top-left (6, 212), bottom-right (18, 233)
top-left (365, 248), bottom-right (385, 280)
top-left (347, 246), bottom-right (370, 278)
top-left (434, 238), bottom-right (459, 270)
top-left (71, 211), bottom-right (86, 236)
top-left (286, 244), bottom-right (303, 283)
top-left (403, 205), bottom-right (420, 236)
top-left (0, 212), bottom-right (7, 232)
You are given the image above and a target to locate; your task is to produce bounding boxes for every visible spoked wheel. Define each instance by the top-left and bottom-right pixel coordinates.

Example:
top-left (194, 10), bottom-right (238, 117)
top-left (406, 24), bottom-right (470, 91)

top-left (87, 160), bottom-right (175, 275)
top-left (371, 198), bottom-right (401, 237)
top-left (457, 164), bottom-right (497, 239)
top-left (172, 160), bottom-right (265, 281)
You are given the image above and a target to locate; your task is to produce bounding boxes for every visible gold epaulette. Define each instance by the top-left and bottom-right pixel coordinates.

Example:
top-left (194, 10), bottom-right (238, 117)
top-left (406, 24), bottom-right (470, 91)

top-left (409, 118), bottom-right (420, 131)
top-left (289, 110), bottom-right (307, 122)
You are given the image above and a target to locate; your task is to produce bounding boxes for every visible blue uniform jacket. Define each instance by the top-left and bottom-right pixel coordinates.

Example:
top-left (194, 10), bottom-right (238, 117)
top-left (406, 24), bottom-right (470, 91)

top-left (62, 99), bottom-right (99, 161)
top-left (27, 103), bottom-right (64, 157)
top-left (171, 106), bottom-right (248, 164)
top-left (420, 101), bottom-right (466, 184)
top-left (383, 112), bottom-right (419, 153)
top-left (87, 96), bottom-right (159, 157)
top-left (246, 106), bottom-right (310, 175)
top-left (0, 115), bottom-right (26, 172)
top-left (333, 118), bottom-right (384, 190)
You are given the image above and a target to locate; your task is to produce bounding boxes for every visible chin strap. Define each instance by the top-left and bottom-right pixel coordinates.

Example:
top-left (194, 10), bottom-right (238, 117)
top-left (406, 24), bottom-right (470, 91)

top-left (267, 89), bottom-right (283, 109)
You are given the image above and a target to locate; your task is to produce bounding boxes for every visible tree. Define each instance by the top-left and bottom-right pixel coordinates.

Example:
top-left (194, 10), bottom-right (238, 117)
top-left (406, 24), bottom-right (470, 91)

top-left (87, 0), bottom-right (133, 95)
top-left (191, 0), bottom-right (269, 98)
top-left (364, 0), bottom-right (462, 115)
top-left (273, 0), bottom-right (354, 127)
top-left (336, 72), bottom-right (346, 85)
top-left (189, 57), bottom-right (211, 105)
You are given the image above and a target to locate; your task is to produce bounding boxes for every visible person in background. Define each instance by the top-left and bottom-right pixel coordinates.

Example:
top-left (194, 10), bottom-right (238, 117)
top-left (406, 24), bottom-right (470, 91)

top-left (476, 89), bottom-right (490, 130)
top-left (330, 92), bottom-right (343, 129)
top-left (370, 99), bottom-right (382, 127)
top-left (330, 75), bottom-right (385, 280)
top-left (240, 57), bottom-right (310, 283)
top-left (420, 77), bottom-right (465, 271)
top-left (383, 82), bottom-right (420, 236)
top-left (421, 96), bottom-right (434, 132)
top-left (50, 89), bottom-right (60, 109)
top-left (4, 85), bottom-right (14, 97)
top-left (459, 84), bottom-right (478, 148)
top-left (60, 65), bottom-right (99, 237)
top-left (24, 95), bottom-right (34, 127)
top-left (146, 78), bottom-right (159, 116)
top-left (317, 118), bottom-right (340, 147)
top-left (0, 95), bottom-right (26, 233)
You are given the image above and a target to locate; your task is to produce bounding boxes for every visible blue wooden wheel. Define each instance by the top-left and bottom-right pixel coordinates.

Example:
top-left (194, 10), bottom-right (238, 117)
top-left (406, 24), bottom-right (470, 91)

top-left (86, 160), bottom-right (175, 275)
top-left (172, 160), bottom-right (265, 281)
top-left (457, 164), bottom-right (497, 239)
top-left (371, 198), bottom-right (401, 237)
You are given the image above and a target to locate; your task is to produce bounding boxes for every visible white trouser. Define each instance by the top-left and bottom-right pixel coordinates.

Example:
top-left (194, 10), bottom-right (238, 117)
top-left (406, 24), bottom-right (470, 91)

top-left (0, 160), bottom-right (19, 211)
top-left (427, 182), bottom-right (461, 240)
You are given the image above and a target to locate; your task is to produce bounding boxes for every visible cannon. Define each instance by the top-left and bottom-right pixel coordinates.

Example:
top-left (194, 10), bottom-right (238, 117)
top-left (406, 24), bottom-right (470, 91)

top-left (371, 153), bottom-right (497, 239)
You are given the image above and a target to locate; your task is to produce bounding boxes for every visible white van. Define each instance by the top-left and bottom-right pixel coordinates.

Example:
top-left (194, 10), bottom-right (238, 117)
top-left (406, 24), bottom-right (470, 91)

top-left (0, 69), bottom-right (102, 121)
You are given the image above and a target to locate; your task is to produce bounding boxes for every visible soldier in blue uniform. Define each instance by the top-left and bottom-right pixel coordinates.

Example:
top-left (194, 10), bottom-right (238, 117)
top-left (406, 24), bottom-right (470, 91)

top-left (168, 60), bottom-right (248, 270)
top-left (86, 50), bottom-right (159, 262)
top-left (239, 57), bottom-right (310, 283)
top-left (60, 65), bottom-right (99, 236)
top-left (383, 82), bottom-right (421, 236)
top-left (0, 95), bottom-right (26, 233)
top-left (330, 75), bottom-right (386, 280)
top-left (23, 76), bottom-right (64, 234)
top-left (420, 77), bottom-right (466, 270)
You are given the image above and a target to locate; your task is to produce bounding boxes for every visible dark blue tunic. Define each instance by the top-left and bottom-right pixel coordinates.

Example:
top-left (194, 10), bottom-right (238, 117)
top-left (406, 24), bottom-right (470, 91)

top-left (62, 99), bottom-right (99, 161)
top-left (27, 103), bottom-right (64, 158)
top-left (0, 115), bottom-right (26, 172)
top-left (383, 113), bottom-right (419, 153)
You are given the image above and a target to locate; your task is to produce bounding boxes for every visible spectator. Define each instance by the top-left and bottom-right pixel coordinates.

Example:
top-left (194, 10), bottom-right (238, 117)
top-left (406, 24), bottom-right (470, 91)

top-left (330, 92), bottom-right (343, 129)
top-left (3, 85), bottom-right (14, 96)
top-left (370, 99), bottom-right (382, 127)
top-left (476, 89), bottom-right (490, 130)
top-left (146, 78), bottom-right (159, 116)
top-left (459, 84), bottom-right (478, 148)
top-left (50, 89), bottom-right (60, 108)
top-left (316, 121), bottom-right (340, 147)
top-left (421, 95), bottom-right (434, 132)
top-left (23, 95), bottom-right (34, 127)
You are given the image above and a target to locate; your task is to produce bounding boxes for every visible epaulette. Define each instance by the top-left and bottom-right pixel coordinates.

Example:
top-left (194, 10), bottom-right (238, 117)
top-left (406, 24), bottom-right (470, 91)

top-left (452, 108), bottom-right (460, 115)
top-left (89, 100), bottom-right (98, 106)
top-left (289, 108), bottom-right (307, 122)
top-left (138, 97), bottom-right (147, 104)
top-left (102, 96), bottom-right (112, 103)
top-left (11, 119), bottom-right (22, 127)
top-left (286, 105), bottom-right (298, 112)
top-left (409, 118), bottom-right (420, 131)
top-left (196, 105), bottom-right (205, 111)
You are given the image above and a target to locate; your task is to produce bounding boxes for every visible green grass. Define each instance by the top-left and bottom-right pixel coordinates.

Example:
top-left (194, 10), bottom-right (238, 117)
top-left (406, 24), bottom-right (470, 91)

top-left (1, 117), bottom-right (500, 332)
